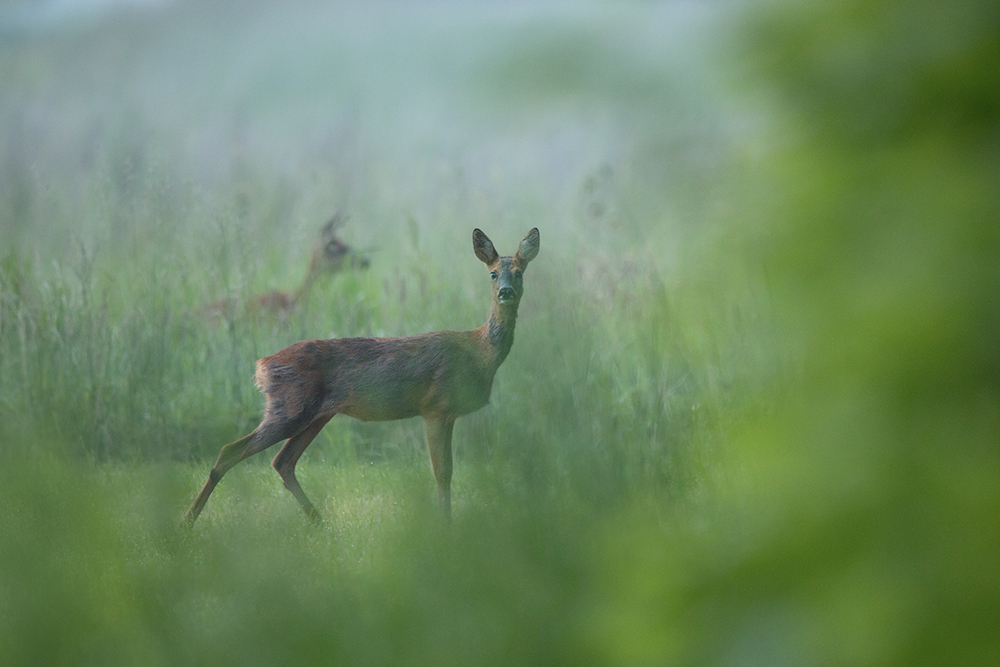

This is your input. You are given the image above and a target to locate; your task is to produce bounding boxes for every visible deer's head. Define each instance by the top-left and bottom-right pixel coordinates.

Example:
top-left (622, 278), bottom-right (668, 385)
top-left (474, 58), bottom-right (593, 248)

top-left (311, 212), bottom-right (371, 275)
top-left (473, 228), bottom-right (540, 307)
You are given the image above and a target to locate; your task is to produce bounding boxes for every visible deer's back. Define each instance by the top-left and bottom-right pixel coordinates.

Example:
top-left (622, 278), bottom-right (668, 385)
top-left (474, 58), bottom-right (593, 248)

top-left (255, 330), bottom-right (498, 424)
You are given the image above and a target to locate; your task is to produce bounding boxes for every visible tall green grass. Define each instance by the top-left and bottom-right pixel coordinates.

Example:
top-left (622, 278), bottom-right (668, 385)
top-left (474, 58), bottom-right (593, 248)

top-left (0, 0), bottom-right (743, 497)
top-left (1, 0), bottom-right (997, 665)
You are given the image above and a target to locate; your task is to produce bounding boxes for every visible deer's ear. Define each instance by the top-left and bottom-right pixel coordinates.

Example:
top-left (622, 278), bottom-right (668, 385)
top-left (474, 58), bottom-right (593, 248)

top-left (321, 211), bottom-right (346, 238)
top-left (516, 228), bottom-right (539, 264)
top-left (473, 229), bottom-right (498, 265)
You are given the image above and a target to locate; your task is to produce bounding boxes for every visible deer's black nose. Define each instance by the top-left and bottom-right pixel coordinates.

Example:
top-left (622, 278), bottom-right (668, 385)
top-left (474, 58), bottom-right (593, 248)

top-left (498, 287), bottom-right (516, 301)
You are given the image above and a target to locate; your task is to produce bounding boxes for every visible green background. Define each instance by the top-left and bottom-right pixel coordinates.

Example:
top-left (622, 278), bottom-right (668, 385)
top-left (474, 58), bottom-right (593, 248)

top-left (1, 0), bottom-right (997, 664)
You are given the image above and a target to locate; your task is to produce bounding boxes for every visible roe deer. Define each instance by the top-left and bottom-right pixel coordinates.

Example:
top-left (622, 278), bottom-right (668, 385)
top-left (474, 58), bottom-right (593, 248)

top-left (202, 212), bottom-right (369, 320)
top-left (185, 227), bottom-right (540, 524)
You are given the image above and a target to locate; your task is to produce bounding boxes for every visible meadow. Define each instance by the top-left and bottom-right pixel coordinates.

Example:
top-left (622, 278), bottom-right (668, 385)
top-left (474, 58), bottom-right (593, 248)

top-left (1, 1), bottom-right (997, 665)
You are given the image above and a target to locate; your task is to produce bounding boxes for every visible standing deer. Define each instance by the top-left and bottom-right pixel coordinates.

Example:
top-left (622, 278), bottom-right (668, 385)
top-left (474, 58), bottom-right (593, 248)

top-left (185, 227), bottom-right (540, 524)
top-left (202, 212), bottom-right (369, 320)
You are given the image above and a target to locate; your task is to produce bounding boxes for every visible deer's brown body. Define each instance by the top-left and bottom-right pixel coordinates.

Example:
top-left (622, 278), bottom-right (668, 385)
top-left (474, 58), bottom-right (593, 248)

top-left (185, 227), bottom-right (539, 524)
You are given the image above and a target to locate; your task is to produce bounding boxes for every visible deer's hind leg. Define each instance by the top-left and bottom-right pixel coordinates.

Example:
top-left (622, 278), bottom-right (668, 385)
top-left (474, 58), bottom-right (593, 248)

top-left (184, 418), bottom-right (308, 525)
top-left (272, 413), bottom-right (334, 523)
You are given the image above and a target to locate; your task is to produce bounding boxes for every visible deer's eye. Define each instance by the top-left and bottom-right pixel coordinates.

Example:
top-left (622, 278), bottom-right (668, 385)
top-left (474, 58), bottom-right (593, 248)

top-left (490, 271), bottom-right (498, 280)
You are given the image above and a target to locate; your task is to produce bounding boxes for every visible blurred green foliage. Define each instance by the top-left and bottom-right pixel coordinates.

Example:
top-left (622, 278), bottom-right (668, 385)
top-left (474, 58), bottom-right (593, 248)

top-left (0, 0), bottom-right (997, 665)
top-left (716, 0), bottom-right (1000, 664)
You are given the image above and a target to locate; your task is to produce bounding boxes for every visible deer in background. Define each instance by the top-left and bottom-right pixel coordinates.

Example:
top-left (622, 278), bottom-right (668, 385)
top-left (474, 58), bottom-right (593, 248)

top-left (202, 212), bottom-right (369, 321)
top-left (185, 227), bottom-right (540, 524)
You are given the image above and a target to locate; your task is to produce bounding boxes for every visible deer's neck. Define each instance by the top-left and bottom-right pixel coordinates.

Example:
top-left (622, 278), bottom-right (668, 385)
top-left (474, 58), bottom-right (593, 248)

top-left (485, 300), bottom-right (518, 367)
top-left (291, 264), bottom-right (320, 307)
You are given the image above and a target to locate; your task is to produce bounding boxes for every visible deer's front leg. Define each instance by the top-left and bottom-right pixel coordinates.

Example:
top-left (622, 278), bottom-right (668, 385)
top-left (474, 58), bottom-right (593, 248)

top-left (424, 415), bottom-right (456, 519)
